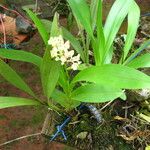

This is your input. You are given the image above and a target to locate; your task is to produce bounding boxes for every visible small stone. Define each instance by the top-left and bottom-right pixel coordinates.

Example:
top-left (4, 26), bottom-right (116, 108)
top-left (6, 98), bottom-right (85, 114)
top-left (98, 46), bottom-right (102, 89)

top-left (15, 16), bottom-right (32, 33)
top-left (138, 89), bottom-right (150, 99)
top-left (76, 132), bottom-right (88, 140)
top-left (127, 89), bottom-right (150, 101)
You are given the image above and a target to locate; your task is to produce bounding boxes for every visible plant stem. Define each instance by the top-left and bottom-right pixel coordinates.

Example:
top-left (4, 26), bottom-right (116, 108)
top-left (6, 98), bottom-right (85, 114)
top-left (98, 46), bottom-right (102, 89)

top-left (80, 30), bottom-right (88, 64)
top-left (85, 35), bottom-right (90, 64)
top-left (47, 99), bottom-right (62, 114)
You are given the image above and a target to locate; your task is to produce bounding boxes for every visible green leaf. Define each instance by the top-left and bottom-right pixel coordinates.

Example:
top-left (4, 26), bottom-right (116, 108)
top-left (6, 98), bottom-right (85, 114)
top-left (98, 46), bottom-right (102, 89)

top-left (127, 53), bottom-right (150, 69)
top-left (90, 0), bottom-right (105, 65)
top-left (122, 1), bottom-right (140, 61)
top-left (61, 27), bottom-right (85, 62)
top-left (71, 84), bottom-right (122, 103)
top-left (90, 0), bottom-right (99, 30)
top-left (72, 64), bottom-right (150, 89)
top-left (67, 0), bottom-right (94, 38)
top-left (103, 0), bottom-right (134, 63)
top-left (0, 49), bottom-right (42, 67)
top-left (41, 13), bottom-right (62, 99)
top-left (50, 12), bottom-right (60, 37)
top-left (51, 89), bottom-right (68, 107)
top-left (41, 19), bottom-right (52, 33)
top-left (119, 92), bottom-right (127, 100)
top-left (25, 9), bottom-right (49, 45)
top-left (96, 0), bottom-right (105, 65)
top-left (0, 59), bottom-right (35, 97)
top-left (0, 97), bottom-right (41, 109)
top-left (46, 61), bottom-right (60, 99)
top-left (40, 47), bottom-right (61, 99)
top-left (124, 39), bottom-right (150, 65)
top-left (58, 67), bottom-right (69, 94)
top-left (51, 89), bottom-right (80, 109)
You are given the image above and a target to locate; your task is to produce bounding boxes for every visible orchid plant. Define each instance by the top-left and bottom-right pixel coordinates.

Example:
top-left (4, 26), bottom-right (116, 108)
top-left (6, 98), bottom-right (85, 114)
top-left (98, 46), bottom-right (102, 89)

top-left (0, 0), bottom-right (150, 113)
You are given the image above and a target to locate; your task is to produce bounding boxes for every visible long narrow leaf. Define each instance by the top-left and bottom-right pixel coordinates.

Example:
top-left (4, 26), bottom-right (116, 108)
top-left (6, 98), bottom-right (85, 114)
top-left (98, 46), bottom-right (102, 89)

top-left (0, 49), bottom-right (42, 67)
top-left (122, 1), bottom-right (140, 62)
top-left (50, 13), bottom-right (60, 37)
top-left (90, 0), bottom-right (105, 65)
top-left (90, 0), bottom-right (99, 30)
top-left (40, 14), bottom-right (61, 99)
top-left (41, 19), bottom-right (52, 33)
top-left (0, 97), bottom-right (41, 109)
top-left (103, 0), bottom-right (133, 63)
top-left (127, 53), bottom-right (150, 69)
top-left (25, 9), bottom-right (49, 45)
top-left (72, 84), bottom-right (122, 103)
top-left (72, 64), bottom-right (150, 89)
top-left (67, 0), bottom-right (94, 38)
top-left (58, 67), bottom-right (69, 94)
top-left (40, 47), bottom-right (61, 99)
top-left (124, 39), bottom-right (150, 65)
top-left (96, 0), bottom-right (105, 65)
top-left (0, 59), bottom-right (35, 97)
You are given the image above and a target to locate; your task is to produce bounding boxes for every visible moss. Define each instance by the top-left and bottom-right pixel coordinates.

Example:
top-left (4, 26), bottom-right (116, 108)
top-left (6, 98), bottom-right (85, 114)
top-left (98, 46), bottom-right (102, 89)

top-left (0, 114), bottom-right (7, 120)
top-left (66, 108), bottom-right (133, 150)
top-left (31, 112), bottom-right (44, 126)
top-left (10, 119), bottom-right (29, 128)
top-left (92, 122), bottom-right (132, 150)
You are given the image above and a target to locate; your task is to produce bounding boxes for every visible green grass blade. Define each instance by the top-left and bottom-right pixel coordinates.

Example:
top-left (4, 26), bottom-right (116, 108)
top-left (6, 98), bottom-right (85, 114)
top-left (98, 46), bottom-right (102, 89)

top-left (124, 39), bottom-right (150, 65)
top-left (72, 64), bottom-right (150, 89)
top-left (0, 59), bottom-right (35, 97)
top-left (0, 49), bottom-right (42, 67)
top-left (67, 0), bottom-right (94, 38)
top-left (72, 84), bottom-right (122, 103)
top-left (103, 0), bottom-right (133, 63)
top-left (121, 1), bottom-right (140, 62)
top-left (0, 97), bottom-right (41, 109)
top-left (25, 9), bottom-right (49, 45)
top-left (127, 53), bottom-right (150, 69)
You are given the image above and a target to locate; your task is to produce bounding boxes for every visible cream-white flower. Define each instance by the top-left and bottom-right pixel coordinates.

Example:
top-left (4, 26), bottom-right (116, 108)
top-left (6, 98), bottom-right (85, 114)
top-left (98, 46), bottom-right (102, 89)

top-left (71, 54), bottom-right (80, 62)
top-left (55, 57), bottom-right (60, 61)
top-left (60, 56), bottom-right (67, 65)
top-left (71, 63), bottom-right (79, 70)
top-left (48, 35), bottom-right (63, 47)
top-left (48, 35), bottom-right (81, 70)
top-left (64, 50), bottom-right (74, 59)
top-left (57, 35), bottom-right (64, 45)
top-left (64, 41), bottom-right (70, 50)
top-left (50, 47), bottom-right (58, 58)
